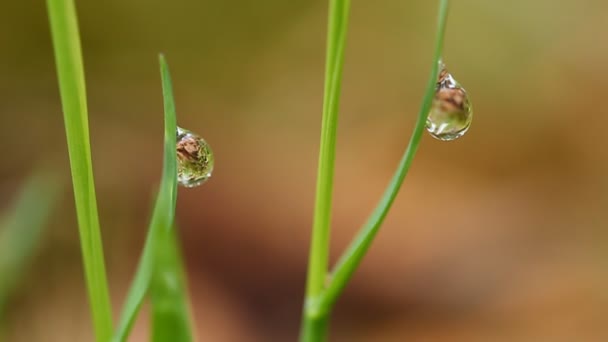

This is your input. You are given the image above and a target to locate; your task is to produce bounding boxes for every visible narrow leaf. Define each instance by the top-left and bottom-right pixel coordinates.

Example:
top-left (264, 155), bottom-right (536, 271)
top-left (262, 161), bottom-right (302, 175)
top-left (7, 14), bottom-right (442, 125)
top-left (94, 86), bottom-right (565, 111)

top-left (150, 227), bottom-right (193, 342)
top-left (0, 171), bottom-right (60, 316)
top-left (319, 0), bottom-right (451, 313)
top-left (46, 0), bottom-right (113, 339)
top-left (112, 54), bottom-right (178, 342)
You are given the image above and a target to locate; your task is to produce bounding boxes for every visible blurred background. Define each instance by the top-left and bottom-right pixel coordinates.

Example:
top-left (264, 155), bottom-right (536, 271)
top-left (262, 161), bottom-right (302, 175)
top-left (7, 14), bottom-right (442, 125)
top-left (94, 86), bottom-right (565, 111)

top-left (1, 0), bottom-right (608, 341)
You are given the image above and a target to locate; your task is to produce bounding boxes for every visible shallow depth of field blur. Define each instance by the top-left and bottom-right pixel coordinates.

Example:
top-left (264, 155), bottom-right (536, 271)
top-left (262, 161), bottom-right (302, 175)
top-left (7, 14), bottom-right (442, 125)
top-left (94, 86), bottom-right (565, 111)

top-left (2, 0), bottom-right (608, 341)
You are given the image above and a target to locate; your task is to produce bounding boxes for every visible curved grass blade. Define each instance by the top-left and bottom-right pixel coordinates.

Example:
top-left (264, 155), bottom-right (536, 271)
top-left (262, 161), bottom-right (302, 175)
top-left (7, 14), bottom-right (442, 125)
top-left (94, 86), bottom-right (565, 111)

top-left (46, 0), bottom-right (113, 339)
top-left (150, 227), bottom-right (193, 342)
top-left (319, 0), bottom-right (451, 314)
top-left (112, 54), bottom-right (178, 342)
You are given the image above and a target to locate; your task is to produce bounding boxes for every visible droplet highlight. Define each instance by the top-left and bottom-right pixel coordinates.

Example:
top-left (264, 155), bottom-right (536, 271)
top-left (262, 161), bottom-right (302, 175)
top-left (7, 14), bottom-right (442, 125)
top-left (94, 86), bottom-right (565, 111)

top-left (176, 126), bottom-right (214, 188)
top-left (425, 60), bottom-right (473, 141)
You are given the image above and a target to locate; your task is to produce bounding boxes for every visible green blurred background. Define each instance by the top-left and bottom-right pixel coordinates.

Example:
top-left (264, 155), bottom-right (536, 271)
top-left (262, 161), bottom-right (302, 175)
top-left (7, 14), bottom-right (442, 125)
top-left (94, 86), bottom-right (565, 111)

top-left (2, 0), bottom-right (608, 340)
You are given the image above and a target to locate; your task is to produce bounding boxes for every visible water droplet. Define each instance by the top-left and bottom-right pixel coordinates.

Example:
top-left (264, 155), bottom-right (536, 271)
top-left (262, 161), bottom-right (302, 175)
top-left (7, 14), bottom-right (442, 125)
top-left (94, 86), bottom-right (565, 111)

top-left (425, 60), bottom-right (473, 141)
top-left (176, 126), bottom-right (214, 188)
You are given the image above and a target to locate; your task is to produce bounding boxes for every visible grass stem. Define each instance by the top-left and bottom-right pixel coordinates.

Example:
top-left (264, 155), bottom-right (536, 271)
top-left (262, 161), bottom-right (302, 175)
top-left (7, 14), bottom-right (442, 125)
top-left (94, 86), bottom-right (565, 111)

top-left (301, 0), bottom-right (351, 340)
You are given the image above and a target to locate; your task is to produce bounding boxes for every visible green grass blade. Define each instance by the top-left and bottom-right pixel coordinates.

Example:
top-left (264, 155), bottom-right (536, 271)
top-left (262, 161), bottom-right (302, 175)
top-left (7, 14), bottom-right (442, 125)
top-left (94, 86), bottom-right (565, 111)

top-left (112, 54), bottom-right (178, 342)
top-left (46, 0), bottom-right (113, 340)
top-left (305, 0), bottom-right (351, 300)
top-left (150, 227), bottom-right (193, 342)
top-left (0, 171), bottom-right (61, 317)
top-left (319, 0), bottom-right (451, 314)
top-left (301, 0), bottom-right (351, 340)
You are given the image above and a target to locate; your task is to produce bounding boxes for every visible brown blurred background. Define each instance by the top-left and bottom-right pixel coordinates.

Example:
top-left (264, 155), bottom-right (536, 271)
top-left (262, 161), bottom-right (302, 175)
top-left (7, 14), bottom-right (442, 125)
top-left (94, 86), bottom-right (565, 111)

top-left (2, 0), bottom-right (608, 341)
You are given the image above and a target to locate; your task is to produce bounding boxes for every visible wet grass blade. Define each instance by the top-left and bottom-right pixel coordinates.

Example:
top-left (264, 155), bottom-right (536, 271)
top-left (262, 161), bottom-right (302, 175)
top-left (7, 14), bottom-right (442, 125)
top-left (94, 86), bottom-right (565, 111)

top-left (0, 171), bottom-right (61, 317)
top-left (46, 0), bottom-right (113, 339)
top-left (150, 227), bottom-right (193, 342)
top-left (112, 54), bottom-right (178, 342)
top-left (319, 0), bottom-right (450, 313)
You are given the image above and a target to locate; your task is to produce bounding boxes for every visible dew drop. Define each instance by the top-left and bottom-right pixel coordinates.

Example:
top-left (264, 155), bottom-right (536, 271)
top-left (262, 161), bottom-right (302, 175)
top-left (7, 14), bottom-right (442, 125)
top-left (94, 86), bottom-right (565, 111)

top-left (425, 60), bottom-right (473, 141)
top-left (176, 126), bottom-right (214, 188)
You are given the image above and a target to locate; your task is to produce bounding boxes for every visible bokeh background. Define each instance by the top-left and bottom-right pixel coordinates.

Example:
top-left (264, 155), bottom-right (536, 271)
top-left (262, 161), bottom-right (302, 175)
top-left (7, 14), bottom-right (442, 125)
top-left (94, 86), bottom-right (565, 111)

top-left (2, 0), bottom-right (608, 341)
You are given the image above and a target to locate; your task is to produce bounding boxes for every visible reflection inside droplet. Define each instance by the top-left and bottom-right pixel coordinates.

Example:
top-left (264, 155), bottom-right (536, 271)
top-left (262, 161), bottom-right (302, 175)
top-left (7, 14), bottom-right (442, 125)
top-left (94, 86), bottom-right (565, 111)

top-left (425, 60), bottom-right (473, 141)
top-left (176, 126), bottom-right (214, 188)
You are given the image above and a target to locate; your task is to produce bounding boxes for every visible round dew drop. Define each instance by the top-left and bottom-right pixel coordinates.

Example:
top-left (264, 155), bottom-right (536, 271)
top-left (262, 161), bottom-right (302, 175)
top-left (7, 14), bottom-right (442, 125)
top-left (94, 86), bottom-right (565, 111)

top-left (176, 126), bottom-right (214, 188)
top-left (425, 60), bottom-right (473, 141)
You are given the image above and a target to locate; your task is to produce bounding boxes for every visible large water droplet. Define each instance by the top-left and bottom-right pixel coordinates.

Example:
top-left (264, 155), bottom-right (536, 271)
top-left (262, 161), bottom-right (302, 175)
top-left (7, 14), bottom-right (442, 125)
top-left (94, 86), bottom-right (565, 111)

top-left (176, 126), bottom-right (214, 188)
top-left (425, 60), bottom-right (473, 141)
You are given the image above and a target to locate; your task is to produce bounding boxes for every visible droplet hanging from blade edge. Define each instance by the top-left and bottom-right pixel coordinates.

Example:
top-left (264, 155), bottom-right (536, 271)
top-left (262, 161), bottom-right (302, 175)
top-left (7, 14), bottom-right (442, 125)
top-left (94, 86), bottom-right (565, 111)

top-left (425, 60), bottom-right (473, 141)
top-left (176, 126), bottom-right (214, 188)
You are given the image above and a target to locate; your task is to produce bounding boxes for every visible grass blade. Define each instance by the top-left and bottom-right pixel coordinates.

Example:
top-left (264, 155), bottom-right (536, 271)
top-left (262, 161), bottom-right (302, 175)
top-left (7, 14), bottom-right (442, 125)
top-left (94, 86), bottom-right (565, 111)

top-left (301, 0), bottom-right (351, 340)
top-left (46, 0), bottom-right (113, 339)
top-left (112, 54), bottom-right (178, 342)
top-left (319, 0), bottom-right (451, 314)
top-left (150, 227), bottom-right (193, 342)
top-left (0, 171), bottom-right (61, 317)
